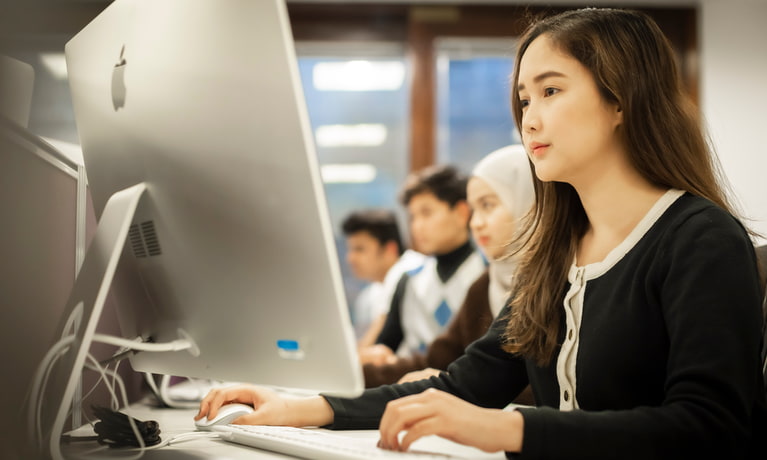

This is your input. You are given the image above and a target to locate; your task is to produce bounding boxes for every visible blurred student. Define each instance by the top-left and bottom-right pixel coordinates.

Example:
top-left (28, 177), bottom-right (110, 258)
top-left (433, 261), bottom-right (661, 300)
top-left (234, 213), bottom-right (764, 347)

top-left (197, 9), bottom-right (766, 458)
top-left (363, 145), bottom-right (535, 388)
top-left (341, 209), bottom-right (424, 347)
top-left (359, 165), bottom-right (486, 367)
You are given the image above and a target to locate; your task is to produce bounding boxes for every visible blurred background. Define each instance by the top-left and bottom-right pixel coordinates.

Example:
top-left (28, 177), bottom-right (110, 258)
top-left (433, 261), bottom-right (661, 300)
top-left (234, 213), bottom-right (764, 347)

top-left (1, 2), bottom-right (765, 438)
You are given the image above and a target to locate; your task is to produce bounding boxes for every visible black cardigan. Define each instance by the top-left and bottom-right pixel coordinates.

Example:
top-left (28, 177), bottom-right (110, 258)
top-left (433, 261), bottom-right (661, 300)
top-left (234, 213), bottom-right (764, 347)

top-left (323, 193), bottom-right (767, 459)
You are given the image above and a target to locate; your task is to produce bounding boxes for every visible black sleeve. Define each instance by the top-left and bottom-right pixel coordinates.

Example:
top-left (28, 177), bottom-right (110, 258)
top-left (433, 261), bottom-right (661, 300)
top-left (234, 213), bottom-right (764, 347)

top-left (374, 273), bottom-right (408, 351)
top-left (323, 305), bottom-right (530, 430)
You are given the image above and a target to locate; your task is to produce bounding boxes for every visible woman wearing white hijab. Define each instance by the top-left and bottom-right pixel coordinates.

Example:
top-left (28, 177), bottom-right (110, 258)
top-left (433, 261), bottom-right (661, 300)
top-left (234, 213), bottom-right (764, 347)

top-left (363, 145), bottom-right (535, 390)
top-left (470, 144), bottom-right (535, 320)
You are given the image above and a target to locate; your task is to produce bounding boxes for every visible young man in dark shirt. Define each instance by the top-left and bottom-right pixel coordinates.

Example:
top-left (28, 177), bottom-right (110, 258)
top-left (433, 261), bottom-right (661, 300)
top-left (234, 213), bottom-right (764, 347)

top-left (358, 165), bottom-right (485, 371)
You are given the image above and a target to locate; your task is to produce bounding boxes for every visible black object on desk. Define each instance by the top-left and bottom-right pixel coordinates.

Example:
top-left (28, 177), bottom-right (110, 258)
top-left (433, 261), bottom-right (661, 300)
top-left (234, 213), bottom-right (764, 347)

top-left (92, 405), bottom-right (162, 448)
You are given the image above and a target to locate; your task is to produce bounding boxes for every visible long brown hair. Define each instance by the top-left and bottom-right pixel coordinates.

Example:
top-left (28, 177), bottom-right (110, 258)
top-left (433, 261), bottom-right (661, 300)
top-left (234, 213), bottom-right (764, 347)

top-left (504, 8), bottom-right (739, 365)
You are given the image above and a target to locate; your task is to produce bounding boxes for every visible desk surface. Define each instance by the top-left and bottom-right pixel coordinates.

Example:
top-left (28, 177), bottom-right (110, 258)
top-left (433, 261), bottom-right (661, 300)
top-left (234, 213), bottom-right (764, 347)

top-left (64, 401), bottom-right (506, 459)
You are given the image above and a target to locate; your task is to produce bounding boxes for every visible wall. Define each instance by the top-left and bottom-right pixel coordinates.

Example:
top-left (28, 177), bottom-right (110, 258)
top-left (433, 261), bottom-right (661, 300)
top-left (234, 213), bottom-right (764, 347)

top-left (0, 123), bottom-right (80, 459)
top-left (700, 0), bottom-right (767, 244)
top-left (0, 121), bottom-right (147, 459)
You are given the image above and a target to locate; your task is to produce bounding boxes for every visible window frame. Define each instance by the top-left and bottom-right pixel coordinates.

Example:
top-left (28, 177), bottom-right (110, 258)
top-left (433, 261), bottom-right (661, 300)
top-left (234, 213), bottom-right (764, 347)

top-left (287, 3), bottom-right (698, 173)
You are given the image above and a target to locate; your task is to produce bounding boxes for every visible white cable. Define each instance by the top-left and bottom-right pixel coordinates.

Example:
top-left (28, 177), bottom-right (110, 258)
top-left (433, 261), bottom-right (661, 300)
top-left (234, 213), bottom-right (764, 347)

top-left (83, 353), bottom-right (146, 460)
top-left (159, 374), bottom-right (201, 409)
top-left (27, 334), bottom-right (75, 449)
top-left (67, 344), bottom-right (131, 427)
top-left (72, 362), bottom-right (218, 458)
top-left (143, 372), bottom-right (162, 400)
top-left (84, 354), bottom-right (119, 411)
top-left (23, 307), bottom-right (84, 456)
top-left (131, 431), bottom-right (221, 451)
top-left (68, 359), bottom-right (116, 424)
top-left (32, 333), bottom-right (191, 428)
top-left (30, 331), bottom-right (195, 459)
top-left (159, 374), bottom-right (172, 405)
top-left (61, 304), bottom-right (82, 341)
top-left (143, 373), bottom-right (174, 408)
top-left (91, 333), bottom-right (193, 352)
top-left (37, 343), bottom-right (68, 446)
top-left (28, 332), bottom-right (182, 440)
top-left (69, 430), bottom-right (220, 455)
top-left (143, 373), bottom-right (209, 409)
top-left (110, 359), bottom-right (122, 411)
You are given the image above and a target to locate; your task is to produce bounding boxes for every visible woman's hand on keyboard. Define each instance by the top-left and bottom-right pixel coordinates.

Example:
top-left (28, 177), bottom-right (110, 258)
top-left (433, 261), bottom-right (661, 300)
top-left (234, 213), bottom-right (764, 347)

top-left (377, 388), bottom-right (524, 454)
top-left (195, 384), bottom-right (334, 428)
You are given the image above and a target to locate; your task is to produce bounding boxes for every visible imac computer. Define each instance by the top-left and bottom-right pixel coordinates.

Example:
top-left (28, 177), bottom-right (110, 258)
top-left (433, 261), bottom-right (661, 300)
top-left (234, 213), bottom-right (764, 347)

top-left (32, 0), bottom-right (363, 457)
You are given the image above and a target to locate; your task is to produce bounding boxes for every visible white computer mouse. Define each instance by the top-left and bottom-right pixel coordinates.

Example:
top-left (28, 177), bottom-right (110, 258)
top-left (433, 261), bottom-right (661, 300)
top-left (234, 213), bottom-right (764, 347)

top-left (195, 403), bottom-right (254, 430)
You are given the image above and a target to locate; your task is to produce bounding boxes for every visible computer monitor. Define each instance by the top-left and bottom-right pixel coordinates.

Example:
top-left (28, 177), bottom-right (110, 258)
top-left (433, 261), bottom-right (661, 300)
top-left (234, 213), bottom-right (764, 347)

top-left (33, 0), bottom-right (364, 457)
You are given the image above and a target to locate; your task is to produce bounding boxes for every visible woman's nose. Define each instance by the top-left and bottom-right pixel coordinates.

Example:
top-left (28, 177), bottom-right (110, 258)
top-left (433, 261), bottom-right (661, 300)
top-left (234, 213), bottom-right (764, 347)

top-left (522, 104), bottom-right (540, 134)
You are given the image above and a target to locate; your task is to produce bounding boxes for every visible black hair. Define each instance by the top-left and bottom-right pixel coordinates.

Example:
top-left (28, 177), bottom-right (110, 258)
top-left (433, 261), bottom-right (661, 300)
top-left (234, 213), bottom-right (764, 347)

top-left (341, 209), bottom-right (404, 255)
top-left (399, 164), bottom-right (468, 208)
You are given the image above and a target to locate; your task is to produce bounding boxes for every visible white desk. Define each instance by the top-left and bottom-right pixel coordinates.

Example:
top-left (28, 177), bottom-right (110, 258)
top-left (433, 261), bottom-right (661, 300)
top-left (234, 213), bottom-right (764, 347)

top-left (63, 401), bottom-right (506, 459)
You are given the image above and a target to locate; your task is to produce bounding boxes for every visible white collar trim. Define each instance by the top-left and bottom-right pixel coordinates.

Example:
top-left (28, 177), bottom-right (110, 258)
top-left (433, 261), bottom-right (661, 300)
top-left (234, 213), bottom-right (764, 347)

top-left (571, 188), bottom-right (685, 280)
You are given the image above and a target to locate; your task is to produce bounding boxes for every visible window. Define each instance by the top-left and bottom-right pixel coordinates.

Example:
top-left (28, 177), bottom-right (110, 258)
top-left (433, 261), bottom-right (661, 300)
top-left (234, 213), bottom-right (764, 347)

top-left (295, 41), bottom-right (411, 310)
top-left (434, 37), bottom-right (519, 173)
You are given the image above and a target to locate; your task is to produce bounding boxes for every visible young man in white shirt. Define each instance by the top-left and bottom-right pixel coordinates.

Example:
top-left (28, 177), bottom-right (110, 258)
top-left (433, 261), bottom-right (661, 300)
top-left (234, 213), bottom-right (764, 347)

top-left (341, 209), bottom-right (425, 347)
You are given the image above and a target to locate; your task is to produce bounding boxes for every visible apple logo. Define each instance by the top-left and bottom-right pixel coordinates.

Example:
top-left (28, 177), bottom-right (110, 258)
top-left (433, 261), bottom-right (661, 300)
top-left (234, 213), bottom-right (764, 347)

top-left (111, 45), bottom-right (127, 111)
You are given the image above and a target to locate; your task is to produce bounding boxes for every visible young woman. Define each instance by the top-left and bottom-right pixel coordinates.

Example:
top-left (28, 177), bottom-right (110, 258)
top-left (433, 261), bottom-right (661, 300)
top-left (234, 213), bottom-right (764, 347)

top-left (364, 144), bottom-right (536, 388)
top-left (197, 9), bottom-right (766, 459)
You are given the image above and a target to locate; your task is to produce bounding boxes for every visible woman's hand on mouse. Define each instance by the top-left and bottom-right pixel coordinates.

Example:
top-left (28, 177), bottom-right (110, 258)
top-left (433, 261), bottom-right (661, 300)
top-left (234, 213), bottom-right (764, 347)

top-left (195, 384), bottom-right (334, 427)
top-left (377, 388), bottom-right (524, 454)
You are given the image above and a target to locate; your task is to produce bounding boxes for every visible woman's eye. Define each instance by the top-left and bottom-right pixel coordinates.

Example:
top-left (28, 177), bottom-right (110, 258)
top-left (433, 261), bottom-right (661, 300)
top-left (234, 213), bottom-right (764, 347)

top-left (519, 98), bottom-right (529, 109)
top-left (544, 87), bottom-right (560, 97)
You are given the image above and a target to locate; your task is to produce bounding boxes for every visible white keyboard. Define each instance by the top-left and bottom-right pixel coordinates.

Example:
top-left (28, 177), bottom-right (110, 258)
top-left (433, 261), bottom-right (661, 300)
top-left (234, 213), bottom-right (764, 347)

top-left (213, 424), bottom-right (468, 459)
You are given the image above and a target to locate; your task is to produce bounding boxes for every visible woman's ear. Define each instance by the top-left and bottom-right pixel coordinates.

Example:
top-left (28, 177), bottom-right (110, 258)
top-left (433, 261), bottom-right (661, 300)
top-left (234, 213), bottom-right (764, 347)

top-left (613, 104), bottom-right (623, 127)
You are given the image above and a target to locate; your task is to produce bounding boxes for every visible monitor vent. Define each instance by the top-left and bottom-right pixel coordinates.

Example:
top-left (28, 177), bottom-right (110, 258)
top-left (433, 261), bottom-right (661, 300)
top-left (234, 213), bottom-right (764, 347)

top-left (128, 221), bottom-right (162, 258)
top-left (141, 221), bottom-right (162, 256)
top-left (128, 224), bottom-right (147, 258)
